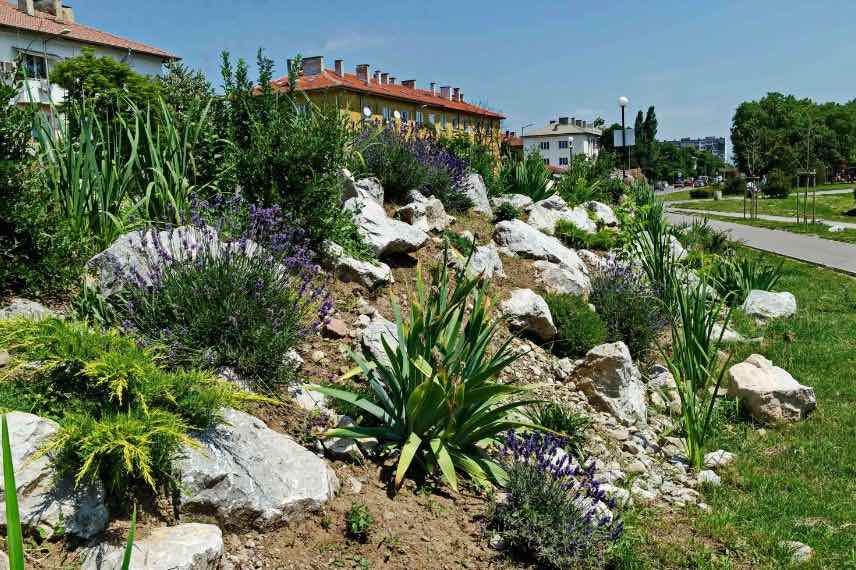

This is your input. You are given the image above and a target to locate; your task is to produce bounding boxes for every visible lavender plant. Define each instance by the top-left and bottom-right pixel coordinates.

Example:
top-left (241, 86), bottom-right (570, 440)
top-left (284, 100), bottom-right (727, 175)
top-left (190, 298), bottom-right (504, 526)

top-left (116, 200), bottom-right (332, 389)
top-left (488, 430), bottom-right (623, 569)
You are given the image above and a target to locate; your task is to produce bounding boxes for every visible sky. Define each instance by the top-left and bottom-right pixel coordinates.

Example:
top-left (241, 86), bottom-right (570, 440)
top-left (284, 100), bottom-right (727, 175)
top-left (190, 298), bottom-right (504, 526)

top-left (75, 0), bottom-right (856, 147)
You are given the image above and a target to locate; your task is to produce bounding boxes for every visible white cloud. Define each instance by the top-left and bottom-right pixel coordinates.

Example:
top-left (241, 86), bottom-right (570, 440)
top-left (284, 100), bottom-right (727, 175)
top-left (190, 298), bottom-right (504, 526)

top-left (319, 32), bottom-right (386, 53)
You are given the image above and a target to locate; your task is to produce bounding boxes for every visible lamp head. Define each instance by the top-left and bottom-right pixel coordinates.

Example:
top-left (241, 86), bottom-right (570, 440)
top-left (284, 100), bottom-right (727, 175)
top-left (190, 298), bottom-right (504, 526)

top-left (618, 96), bottom-right (629, 108)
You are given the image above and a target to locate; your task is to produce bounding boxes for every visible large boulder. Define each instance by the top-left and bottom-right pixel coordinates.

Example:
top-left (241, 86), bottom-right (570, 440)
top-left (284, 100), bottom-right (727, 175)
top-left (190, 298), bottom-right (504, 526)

top-left (490, 194), bottom-right (534, 212)
top-left (0, 299), bottom-right (55, 321)
top-left (322, 241), bottom-right (393, 290)
top-left (395, 190), bottom-right (451, 233)
top-left (493, 220), bottom-right (589, 274)
top-left (741, 290), bottom-right (797, 320)
top-left (178, 409), bottom-right (339, 529)
top-left (361, 314), bottom-right (399, 365)
top-left (446, 243), bottom-right (505, 281)
top-left (573, 342), bottom-right (647, 426)
top-left (344, 198), bottom-right (430, 256)
top-left (459, 172), bottom-right (493, 216)
top-left (585, 201), bottom-right (618, 226)
top-left (501, 288), bottom-right (557, 342)
top-left (0, 412), bottom-right (108, 539)
top-left (527, 195), bottom-right (597, 235)
top-left (87, 225), bottom-right (228, 297)
top-left (727, 354), bottom-right (816, 423)
top-left (340, 168), bottom-right (384, 204)
top-left (533, 260), bottom-right (591, 297)
top-left (81, 523), bottom-right (223, 570)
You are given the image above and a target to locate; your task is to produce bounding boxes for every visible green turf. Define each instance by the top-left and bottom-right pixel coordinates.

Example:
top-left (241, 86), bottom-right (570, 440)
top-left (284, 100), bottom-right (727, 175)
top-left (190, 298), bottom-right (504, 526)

top-left (690, 214), bottom-right (856, 245)
top-left (670, 193), bottom-right (856, 223)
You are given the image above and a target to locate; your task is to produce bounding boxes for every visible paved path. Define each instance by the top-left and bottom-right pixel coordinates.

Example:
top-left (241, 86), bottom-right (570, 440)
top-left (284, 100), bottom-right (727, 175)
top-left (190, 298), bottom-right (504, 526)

top-left (667, 211), bottom-right (856, 275)
top-left (665, 187), bottom-right (854, 203)
top-left (669, 207), bottom-right (856, 230)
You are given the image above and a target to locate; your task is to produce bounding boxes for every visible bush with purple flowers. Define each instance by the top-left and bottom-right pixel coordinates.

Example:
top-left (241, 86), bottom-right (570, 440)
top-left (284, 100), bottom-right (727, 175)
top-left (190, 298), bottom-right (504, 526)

top-left (589, 261), bottom-right (667, 366)
top-left (488, 430), bottom-right (623, 569)
top-left (116, 200), bottom-right (332, 390)
top-left (361, 127), bottom-right (473, 211)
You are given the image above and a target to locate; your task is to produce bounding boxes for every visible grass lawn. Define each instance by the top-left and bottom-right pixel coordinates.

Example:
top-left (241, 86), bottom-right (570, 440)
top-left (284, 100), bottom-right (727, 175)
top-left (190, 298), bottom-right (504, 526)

top-left (617, 250), bottom-right (856, 569)
top-left (690, 214), bottom-right (856, 245)
top-left (661, 183), bottom-right (854, 203)
top-left (670, 194), bottom-right (856, 224)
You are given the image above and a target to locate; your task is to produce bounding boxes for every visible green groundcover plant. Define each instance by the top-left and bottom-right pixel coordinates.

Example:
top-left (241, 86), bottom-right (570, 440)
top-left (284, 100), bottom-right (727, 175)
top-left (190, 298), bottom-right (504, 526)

top-left (311, 249), bottom-right (540, 491)
top-left (0, 318), bottom-right (257, 498)
top-left (545, 294), bottom-right (607, 359)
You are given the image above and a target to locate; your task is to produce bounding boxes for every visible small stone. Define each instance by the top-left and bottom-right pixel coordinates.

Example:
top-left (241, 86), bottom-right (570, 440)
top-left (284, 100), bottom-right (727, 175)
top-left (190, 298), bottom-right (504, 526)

top-left (704, 449), bottom-right (736, 469)
top-left (697, 502), bottom-right (712, 512)
top-left (310, 350), bottom-right (326, 363)
top-left (779, 541), bottom-right (813, 563)
top-left (697, 470), bottom-right (721, 487)
top-left (622, 441), bottom-right (640, 455)
top-left (346, 476), bottom-right (363, 494)
top-left (605, 428), bottom-right (630, 441)
top-left (625, 460), bottom-right (647, 475)
top-left (0, 351), bottom-right (9, 367)
top-left (322, 318), bottom-right (349, 339)
top-left (356, 314), bottom-right (371, 327)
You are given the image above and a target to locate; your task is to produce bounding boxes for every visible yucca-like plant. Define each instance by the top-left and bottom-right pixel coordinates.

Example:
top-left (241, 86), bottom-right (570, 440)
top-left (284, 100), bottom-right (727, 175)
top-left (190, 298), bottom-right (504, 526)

top-left (632, 199), bottom-right (679, 305)
top-left (37, 102), bottom-right (142, 247)
top-left (501, 151), bottom-right (553, 202)
top-left (708, 255), bottom-right (784, 305)
top-left (661, 276), bottom-right (733, 470)
top-left (311, 249), bottom-right (539, 491)
top-left (1, 415), bottom-right (137, 570)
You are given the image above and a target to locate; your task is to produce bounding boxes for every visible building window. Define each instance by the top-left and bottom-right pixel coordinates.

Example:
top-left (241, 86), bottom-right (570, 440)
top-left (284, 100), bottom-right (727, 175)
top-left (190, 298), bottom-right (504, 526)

top-left (539, 141), bottom-right (550, 150)
top-left (440, 113), bottom-right (446, 128)
top-left (559, 157), bottom-right (569, 166)
top-left (558, 140), bottom-right (568, 149)
top-left (543, 158), bottom-right (549, 165)
top-left (401, 110), bottom-right (409, 122)
top-left (415, 110), bottom-right (423, 124)
top-left (428, 113), bottom-right (435, 124)
top-left (20, 53), bottom-right (47, 79)
top-left (452, 116), bottom-right (459, 128)
top-left (382, 106), bottom-right (391, 122)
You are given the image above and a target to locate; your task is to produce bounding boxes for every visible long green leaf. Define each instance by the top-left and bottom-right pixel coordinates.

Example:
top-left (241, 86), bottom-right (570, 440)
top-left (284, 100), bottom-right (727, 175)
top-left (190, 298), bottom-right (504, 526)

top-left (120, 505), bottom-right (137, 570)
top-left (395, 432), bottom-right (422, 489)
top-left (2, 415), bottom-right (24, 570)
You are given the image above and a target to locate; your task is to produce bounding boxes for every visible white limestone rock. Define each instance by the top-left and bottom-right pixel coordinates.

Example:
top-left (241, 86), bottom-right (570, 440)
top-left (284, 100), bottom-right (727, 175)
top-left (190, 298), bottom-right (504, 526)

top-left (0, 298), bottom-right (56, 321)
top-left (533, 260), bottom-right (591, 297)
top-left (741, 290), bottom-right (797, 320)
top-left (446, 243), bottom-right (506, 280)
top-left (361, 314), bottom-right (399, 366)
top-left (490, 194), bottom-right (534, 211)
top-left (493, 220), bottom-right (589, 273)
top-left (82, 523), bottom-right (223, 570)
top-left (178, 409), bottom-right (339, 529)
top-left (573, 342), bottom-right (647, 426)
top-left (345, 198), bottom-right (430, 256)
top-left (727, 354), bottom-right (815, 424)
top-left (704, 450), bottom-right (736, 469)
top-left (585, 201), bottom-right (618, 226)
top-left (0, 412), bottom-right (108, 539)
top-left (322, 240), bottom-right (393, 290)
top-left (340, 168), bottom-right (384, 204)
top-left (459, 172), bottom-right (493, 215)
top-left (527, 195), bottom-right (597, 235)
top-left (779, 541), bottom-right (814, 564)
top-left (395, 190), bottom-right (451, 233)
top-left (501, 288), bottom-right (557, 342)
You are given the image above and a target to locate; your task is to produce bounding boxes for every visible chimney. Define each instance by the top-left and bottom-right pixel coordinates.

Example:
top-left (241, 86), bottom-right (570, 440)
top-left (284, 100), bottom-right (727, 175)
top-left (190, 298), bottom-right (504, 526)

top-left (334, 59), bottom-right (344, 76)
top-left (356, 64), bottom-right (369, 82)
top-left (62, 4), bottom-right (74, 22)
top-left (302, 56), bottom-right (324, 76)
top-left (402, 79), bottom-right (416, 89)
top-left (558, 117), bottom-right (569, 125)
top-left (440, 85), bottom-right (451, 100)
top-left (373, 70), bottom-right (381, 83)
top-left (430, 82), bottom-right (437, 96)
top-left (52, 0), bottom-right (62, 19)
top-left (452, 87), bottom-right (460, 102)
top-left (389, 76), bottom-right (396, 85)
top-left (380, 73), bottom-right (388, 85)
top-left (459, 92), bottom-right (464, 102)
top-left (550, 120), bottom-right (556, 125)
top-left (18, 0), bottom-right (34, 15)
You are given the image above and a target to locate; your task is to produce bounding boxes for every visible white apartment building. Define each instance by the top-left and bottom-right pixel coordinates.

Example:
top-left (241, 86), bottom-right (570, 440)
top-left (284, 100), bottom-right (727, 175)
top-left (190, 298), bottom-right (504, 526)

top-left (522, 117), bottom-right (603, 169)
top-left (0, 0), bottom-right (177, 107)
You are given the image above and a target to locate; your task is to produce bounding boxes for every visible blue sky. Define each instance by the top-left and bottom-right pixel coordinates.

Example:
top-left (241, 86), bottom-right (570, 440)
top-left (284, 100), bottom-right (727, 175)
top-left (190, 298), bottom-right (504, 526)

top-left (79, 0), bottom-right (856, 144)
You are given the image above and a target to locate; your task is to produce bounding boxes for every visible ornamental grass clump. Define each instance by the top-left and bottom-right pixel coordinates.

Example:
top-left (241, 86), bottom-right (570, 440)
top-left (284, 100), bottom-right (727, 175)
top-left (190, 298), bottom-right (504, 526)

top-left (708, 255), bottom-right (783, 306)
top-left (661, 276), bottom-right (733, 470)
top-left (116, 202), bottom-right (332, 389)
top-left (311, 248), bottom-right (538, 491)
top-left (0, 318), bottom-right (253, 498)
top-left (488, 430), bottom-right (623, 569)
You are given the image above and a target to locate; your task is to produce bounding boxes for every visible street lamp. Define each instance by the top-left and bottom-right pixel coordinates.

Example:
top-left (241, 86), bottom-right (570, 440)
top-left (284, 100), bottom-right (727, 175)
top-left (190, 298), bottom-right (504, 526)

top-left (618, 96), bottom-right (629, 175)
top-left (521, 122), bottom-right (534, 137)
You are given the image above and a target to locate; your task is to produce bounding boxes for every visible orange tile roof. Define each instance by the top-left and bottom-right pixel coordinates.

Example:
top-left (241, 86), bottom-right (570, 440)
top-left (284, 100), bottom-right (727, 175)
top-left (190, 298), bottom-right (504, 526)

top-left (0, 1), bottom-right (178, 60)
top-left (271, 69), bottom-right (505, 120)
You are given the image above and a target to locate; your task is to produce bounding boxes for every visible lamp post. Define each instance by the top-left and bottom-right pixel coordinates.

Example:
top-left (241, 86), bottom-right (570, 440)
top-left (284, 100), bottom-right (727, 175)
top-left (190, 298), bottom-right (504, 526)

top-left (618, 96), bottom-right (629, 175)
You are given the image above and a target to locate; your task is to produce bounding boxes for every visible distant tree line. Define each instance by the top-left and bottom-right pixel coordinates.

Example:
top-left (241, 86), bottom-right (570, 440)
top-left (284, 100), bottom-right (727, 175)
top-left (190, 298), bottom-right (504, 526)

top-left (731, 92), bottom-right (856, 178)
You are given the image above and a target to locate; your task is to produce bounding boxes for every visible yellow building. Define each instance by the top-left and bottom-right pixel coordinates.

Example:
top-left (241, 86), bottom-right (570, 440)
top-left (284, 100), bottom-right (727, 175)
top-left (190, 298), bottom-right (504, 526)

top-left (270, 56), bottom-right (505, 153)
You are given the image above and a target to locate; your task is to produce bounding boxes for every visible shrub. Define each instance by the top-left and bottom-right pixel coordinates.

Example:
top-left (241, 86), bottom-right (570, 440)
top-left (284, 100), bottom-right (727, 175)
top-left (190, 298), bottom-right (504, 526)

top-left (438, 132), bottom-right (500, 195)
top-left (763, 169), bottom-right (791, 199)
top-left (554, 220), bottom-right (589, 249)
top-left (585, 229), bottom-right (617, 251)
top-left (707, 255), bottom-right (783, 305)
top-left (589, 263), bottom-right (666, 363)
top-left (723, 176), bottom-right (747, 196)
top-left (688, 188), bottom-right (712, 199)
top-left (545, 294), bottom-right (607, 359)
top-left (524, 403), bottom-right (590, 459)
top-left (442, 230), bottom-right (475, 257)
top-left (312, 248), bottom-right (536, 491)
top-left (116, 204), bottom-right (333, 389)
top-left (676, 218), bottom-right (731, 255)
top-left (555, 156), bottom-right (619, 206)
top-left (488, 430), bottom-right (623, 569)
top-left (0, 318), bottom-right (250, 497)
top-left (493, 202), bottom-right (522, 223)
top-left (345, 502), bottom-right (374, 542)
top-left (661, 277), bottom-right (733, 470)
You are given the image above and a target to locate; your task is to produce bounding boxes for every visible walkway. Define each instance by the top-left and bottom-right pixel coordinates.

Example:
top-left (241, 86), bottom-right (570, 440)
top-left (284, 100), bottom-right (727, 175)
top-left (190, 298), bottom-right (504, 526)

top-left (668, 207), bottom-right (856, 230)
top-left (666, 211), bottom-right (856, 276)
